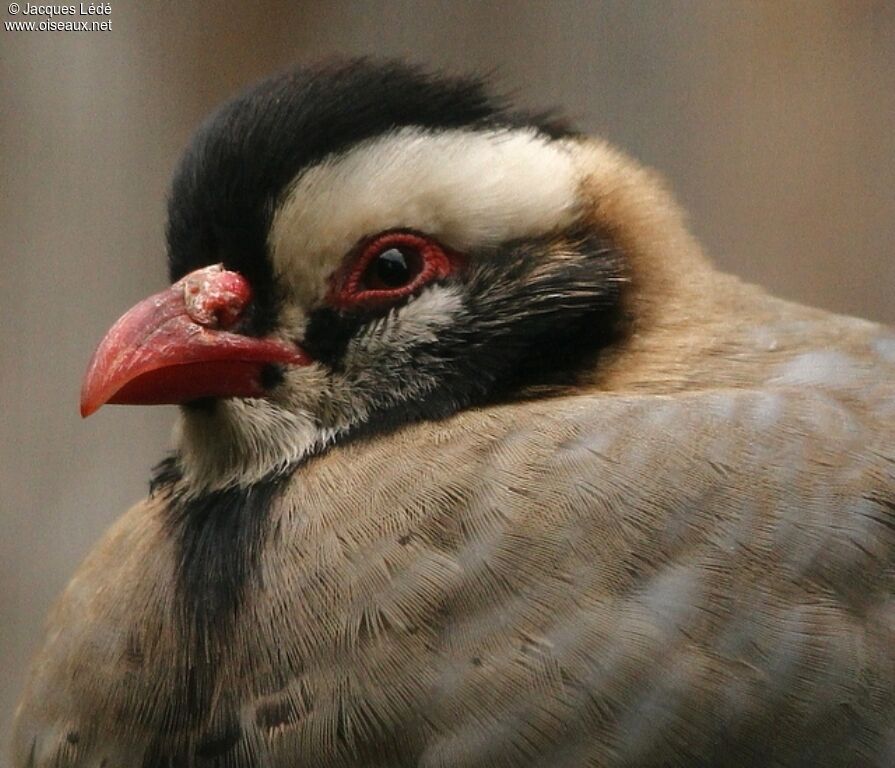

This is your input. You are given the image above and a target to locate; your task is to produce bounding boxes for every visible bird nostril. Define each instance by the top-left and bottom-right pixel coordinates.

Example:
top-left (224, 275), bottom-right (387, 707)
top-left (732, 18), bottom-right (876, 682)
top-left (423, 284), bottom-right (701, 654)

top-left (180, 264), bottom-right (253, 330)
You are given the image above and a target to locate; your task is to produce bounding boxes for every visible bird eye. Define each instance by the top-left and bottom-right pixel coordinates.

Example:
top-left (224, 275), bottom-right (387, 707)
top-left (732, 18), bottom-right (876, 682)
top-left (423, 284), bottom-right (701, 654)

top-left (331, 231), bottom-right (459, 309)
top-left (362, 245), bottom-right (421, 291)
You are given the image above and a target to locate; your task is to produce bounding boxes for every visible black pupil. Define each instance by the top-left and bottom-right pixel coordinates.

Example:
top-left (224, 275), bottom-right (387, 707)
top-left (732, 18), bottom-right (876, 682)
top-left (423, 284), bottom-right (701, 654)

top-left (373, 247), bottom-right (413, 288)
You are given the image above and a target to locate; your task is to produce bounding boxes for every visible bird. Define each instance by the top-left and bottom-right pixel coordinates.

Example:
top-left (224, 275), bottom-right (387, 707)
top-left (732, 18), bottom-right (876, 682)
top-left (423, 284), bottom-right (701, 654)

top-left (11, 58), bottom-right (895, 768)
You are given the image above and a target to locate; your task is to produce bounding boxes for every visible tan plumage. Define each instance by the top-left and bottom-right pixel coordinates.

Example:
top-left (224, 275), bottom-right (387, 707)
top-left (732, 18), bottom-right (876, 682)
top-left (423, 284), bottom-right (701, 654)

top-left (12, 63), bottom-right (895, 767)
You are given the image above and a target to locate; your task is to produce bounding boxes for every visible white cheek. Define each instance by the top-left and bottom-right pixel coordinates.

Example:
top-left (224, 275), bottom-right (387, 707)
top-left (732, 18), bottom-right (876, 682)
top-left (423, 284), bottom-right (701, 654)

top-left (390, 284), bottom-right (465, 342)
top-left (352, 285), bottom-right (464, 357)
top-left (268, 127), bottom-right (580, 305)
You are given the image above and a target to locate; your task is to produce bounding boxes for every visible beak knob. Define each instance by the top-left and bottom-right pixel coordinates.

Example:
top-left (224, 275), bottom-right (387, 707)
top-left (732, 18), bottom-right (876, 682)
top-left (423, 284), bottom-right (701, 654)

top-left (80, 264), bottom-right (310, 417)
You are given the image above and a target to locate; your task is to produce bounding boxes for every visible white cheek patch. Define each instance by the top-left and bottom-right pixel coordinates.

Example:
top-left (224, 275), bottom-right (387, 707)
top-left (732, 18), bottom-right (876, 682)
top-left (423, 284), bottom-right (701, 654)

top-left (357, 284), bottom-right (465, 352)
top-left (268, 127), bottom-right (580, 304)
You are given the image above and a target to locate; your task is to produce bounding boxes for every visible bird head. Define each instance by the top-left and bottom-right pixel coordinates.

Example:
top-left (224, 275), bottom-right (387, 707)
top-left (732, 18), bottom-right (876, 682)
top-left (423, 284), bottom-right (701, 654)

top-left (81, 60), bottom-right (639, 493)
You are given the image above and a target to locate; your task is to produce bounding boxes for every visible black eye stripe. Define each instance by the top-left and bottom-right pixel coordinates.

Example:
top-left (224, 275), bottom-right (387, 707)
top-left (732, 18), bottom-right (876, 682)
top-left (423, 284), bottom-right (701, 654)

top-left (302, 307), bottom-right (362, 369)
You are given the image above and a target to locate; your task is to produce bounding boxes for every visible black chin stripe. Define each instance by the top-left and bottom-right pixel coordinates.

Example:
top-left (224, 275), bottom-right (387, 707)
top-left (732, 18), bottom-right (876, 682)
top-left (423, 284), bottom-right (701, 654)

top-left (151, 456), bottom-right (286, 643)
top-left (142, 458), bottom-right (292, 760)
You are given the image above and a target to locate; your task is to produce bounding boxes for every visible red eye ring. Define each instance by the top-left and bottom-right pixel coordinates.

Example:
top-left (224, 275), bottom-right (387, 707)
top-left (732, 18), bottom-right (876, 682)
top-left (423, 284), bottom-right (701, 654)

top-left (330, 231), bottom-right (459, 309)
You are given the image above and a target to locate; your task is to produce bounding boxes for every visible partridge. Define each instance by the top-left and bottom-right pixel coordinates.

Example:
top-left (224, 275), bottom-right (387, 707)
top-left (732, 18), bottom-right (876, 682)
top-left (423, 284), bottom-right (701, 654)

top-left (12, 59), bottom-right (895, 767)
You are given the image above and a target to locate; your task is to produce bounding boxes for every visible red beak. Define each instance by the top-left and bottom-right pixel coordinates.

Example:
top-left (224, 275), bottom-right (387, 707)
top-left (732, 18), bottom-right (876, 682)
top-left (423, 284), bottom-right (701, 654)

top-left (80, 264), bottom-right (310, 417)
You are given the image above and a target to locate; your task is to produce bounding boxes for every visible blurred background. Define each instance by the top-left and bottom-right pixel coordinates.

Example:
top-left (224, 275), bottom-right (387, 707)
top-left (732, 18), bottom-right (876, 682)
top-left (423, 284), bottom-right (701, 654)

top-left (2, 0), bottom-right (894, 751)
